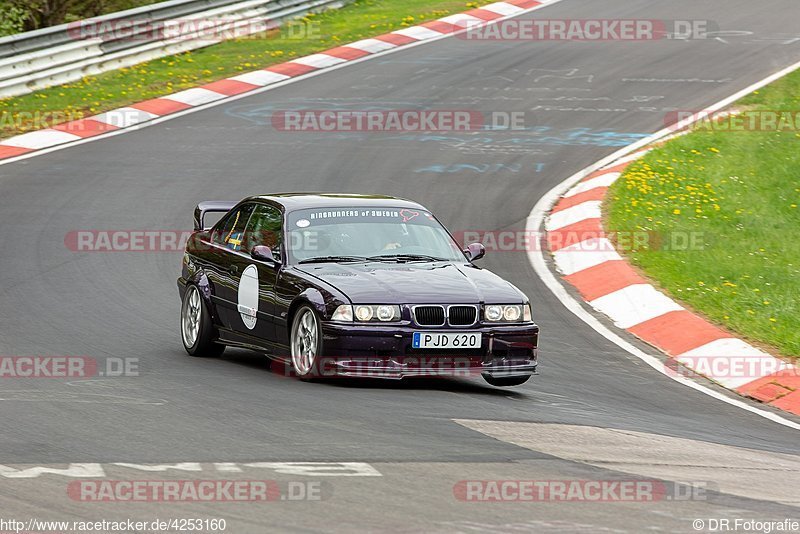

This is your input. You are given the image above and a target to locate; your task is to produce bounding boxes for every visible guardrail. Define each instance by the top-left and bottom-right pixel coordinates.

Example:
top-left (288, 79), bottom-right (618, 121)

top-left (0, 0), bottom-right (349, 99)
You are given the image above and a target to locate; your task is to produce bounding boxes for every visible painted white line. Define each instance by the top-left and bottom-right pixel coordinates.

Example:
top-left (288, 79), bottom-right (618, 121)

top-left (678, 338), bottom-right (792, 389)
top-left (545, 200), bottom-right (602, 231)
top-left (229, 70), bottom-right (290, 86)
top-left (90, 107), bottom-right (159, 128)
top-left (392, 26), bottom-right (447, 41)
top-left (527, 58), bottom-right (800, 430)
top-left (163, 88), bottom-right (227, 106)
top-left (565, 172), bottom-right (621, 197)
top-left (0, 0), bottom-right (566, 167)
top-left (0, 129), bottom-right (82, 149)
top-left (481, 2), bottom-right (526, 16)
top-left (589, 284), bottom-right (683, 329)
top-left (552, 238), bottom-right (621, 276)
top-left (611, 150), bottom-right (652, 166)
top-left (290, 53), bottom-right (347, 69)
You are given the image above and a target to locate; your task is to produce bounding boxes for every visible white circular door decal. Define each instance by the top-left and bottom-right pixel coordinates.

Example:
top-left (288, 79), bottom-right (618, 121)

top-left (237, 264), bottom-right (259, 330)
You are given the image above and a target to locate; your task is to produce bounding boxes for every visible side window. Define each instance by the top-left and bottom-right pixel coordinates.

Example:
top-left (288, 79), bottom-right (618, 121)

top-left (244, 204), bottom-right (283, 259)
top-left (212, 204), bottom-right (255, 252)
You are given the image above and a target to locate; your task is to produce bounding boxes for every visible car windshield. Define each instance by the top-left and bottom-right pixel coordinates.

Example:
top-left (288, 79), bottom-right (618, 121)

top-left (286, 207), bottom-right (466, 263)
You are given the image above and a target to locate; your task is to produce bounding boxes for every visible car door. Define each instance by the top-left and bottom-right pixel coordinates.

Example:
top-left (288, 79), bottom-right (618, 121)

top-left (238, 202), bottom-right (284, 343)
top-left (205, 202), bottom-right (256, 330)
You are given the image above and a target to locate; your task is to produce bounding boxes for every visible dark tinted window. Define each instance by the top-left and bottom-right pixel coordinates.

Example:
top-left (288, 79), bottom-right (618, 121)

top-left (244, 204), bottom-right (283, 259)
top-left (212, 203), bottom-right (255, 252)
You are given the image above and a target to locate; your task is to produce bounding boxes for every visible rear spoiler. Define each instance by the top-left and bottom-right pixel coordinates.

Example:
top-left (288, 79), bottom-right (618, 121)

top-left (194, 201), bottom-right (239, 231)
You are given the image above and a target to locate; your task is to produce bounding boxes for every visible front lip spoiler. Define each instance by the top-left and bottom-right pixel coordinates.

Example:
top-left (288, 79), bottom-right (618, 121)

top-left (328, 360), bottom-right (537, 380)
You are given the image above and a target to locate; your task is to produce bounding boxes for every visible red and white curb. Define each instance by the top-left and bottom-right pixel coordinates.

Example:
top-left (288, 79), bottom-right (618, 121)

top-left (545, 151), bottom-right (800, 416)
top-left (0, 0), bottom-right (549, 162)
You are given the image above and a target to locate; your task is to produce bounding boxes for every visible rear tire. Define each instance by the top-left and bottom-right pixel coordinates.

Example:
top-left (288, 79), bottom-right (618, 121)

top-left (482, 374), bottom-right (531, 387)
top-left (181, 284), bottom-right (225, 357)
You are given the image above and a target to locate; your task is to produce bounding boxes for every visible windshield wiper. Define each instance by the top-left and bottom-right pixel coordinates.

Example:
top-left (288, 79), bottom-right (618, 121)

top-left (366, 254), bottom-right (449, 263)
top-left (297, 255), bottom-right (370, 264)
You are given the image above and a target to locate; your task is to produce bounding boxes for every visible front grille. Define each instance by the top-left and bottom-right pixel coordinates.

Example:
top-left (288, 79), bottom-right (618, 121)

top-left (414, 306), bottom-right (445, 326)
top-left (448, 305), bottom-right (477, 326)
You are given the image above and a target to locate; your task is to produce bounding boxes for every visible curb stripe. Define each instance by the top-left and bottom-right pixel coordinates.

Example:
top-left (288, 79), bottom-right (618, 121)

top-left (375, 33), bottom-right (419, 45)
top-left (546, 200), bottom-right (602, 231)
top-left (0, 0), bottom-right (558, 161)
top-left (0, 146), bottom-right (32, 158)
top-left (466, 8), bottom-right (506, 20)
top-left (322, 46), bottom-right (372, 60)
top-left (228, 70), bottom-right (291, 86)
top-left (265, 62), bottom-right (318, 77)
top-left (290, 53), bottom-right (348, 69)
top-left (201, 79), bottom-right (260, 96)
top-left (551, 187), bottom-right (608, 213)
top-left (162, 88), bottom-right (227, 106)
top-left (130, 98), bottom-right (192, 116)
top-left (1, 129), bottom-right (82, 149)
top-left (52, 118), bottom-right (119, 138)
top-left (546, 217), bottom-right (604, 252)
top-left (392, 26), bottom-right (446, 41)
top-left (564, 260), bottom-right (646, 302)
top-left (627, 310), bottom-right (729, 356)
top-left (565, 172), bottom-right (621, 197)
top-left (589, 284), bottom-right (684, 329)
top-left (553, 237), bottom-right (621, 276)
top-left (547, 147), bottom-right (800, 416)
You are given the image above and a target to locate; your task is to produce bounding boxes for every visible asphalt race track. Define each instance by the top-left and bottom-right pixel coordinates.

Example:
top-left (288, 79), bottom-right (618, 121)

top-left (1, 0), bottom-right (799, 532)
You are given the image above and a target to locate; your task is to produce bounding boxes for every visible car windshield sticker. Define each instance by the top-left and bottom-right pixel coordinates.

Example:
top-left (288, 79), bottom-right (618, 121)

top-left (288, 208), bottom-right (440, 228)
top-left (400, 209), bottom-right (419, 222)
top-left (237, 265), bottom-right (259, 330)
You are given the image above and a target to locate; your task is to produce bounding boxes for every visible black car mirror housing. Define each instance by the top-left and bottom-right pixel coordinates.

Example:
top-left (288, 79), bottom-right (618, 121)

top-left (464, 242), bottom-right (486, 261)
top-left (251, 245), bottom-right (281, 266)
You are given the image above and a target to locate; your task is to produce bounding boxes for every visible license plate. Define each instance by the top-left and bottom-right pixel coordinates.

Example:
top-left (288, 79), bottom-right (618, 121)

top-left (412, 332), bottom-right (482, 349)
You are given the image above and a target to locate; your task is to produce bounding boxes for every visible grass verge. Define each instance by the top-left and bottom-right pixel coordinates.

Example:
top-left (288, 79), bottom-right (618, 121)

top-left (606, 68), bottom-right (800, 359)
top-left (0, 0), bottom-right (493, 139)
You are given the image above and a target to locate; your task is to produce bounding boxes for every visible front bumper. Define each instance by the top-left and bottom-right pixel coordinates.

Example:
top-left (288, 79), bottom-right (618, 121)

top-left (317, 322), bottom-right (539, 379)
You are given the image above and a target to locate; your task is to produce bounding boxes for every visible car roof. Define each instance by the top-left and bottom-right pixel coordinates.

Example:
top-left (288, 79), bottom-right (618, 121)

top-left (243, 193), bottom-right (427, 212)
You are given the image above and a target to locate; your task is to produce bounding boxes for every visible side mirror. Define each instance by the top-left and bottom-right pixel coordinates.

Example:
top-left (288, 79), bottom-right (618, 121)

top-left (464, 242), bottom-right (486, 261)
top-left (251, 245), bottom-right (281, 266)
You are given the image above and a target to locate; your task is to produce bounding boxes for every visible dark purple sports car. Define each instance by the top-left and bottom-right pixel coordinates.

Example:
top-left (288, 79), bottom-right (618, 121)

top-left (177, 194), bottom-right (539, 386)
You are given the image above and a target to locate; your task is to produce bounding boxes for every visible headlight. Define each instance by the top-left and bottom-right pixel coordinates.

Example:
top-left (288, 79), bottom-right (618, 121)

top-left (484, 304), bottom-right (530, 323)
top-left (355, 305), bottom-right (374, 321)
top-left (352, 305), bottom-right (401, 322)
top-left (485, 305), bottom-right (503, 321)
top-left (376, 305), bottom-right (397, 321)
top-left (331, 305), bottom-right (353, 322)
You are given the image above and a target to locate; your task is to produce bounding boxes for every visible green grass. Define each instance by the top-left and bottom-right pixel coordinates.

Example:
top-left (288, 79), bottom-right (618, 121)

top-left (0, 0), bottom-right (492, 139)
top-left (606, 68), bottom-right (800, 359)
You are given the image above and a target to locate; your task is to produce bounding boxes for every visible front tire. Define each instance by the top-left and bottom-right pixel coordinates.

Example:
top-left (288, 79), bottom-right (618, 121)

top-left (181, 284), bottom-right (225, 357)
top-left (482, 374), bottom-right (531, 387)
top-left (290, 305), bottom-right (323, 379)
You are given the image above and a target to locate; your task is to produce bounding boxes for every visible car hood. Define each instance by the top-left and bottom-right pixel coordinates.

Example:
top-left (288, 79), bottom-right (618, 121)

top-left (295, 262), bottom-right (524, 304)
